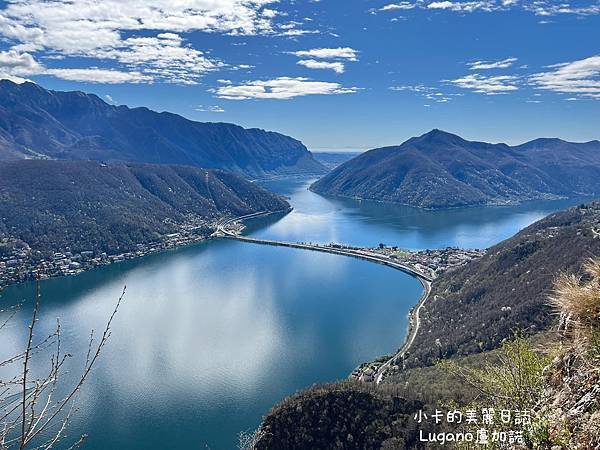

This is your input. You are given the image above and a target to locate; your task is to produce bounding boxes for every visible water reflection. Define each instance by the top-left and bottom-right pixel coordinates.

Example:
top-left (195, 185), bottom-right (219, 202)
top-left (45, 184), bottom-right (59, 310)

top-left (0, 238), bottom-right (420, 450)
top-left (1, 176), bottom-right (586, 449)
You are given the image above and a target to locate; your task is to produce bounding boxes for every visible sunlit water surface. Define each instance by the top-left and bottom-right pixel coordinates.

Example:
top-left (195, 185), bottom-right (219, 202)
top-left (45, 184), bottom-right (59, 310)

top-left (0, 177), bottom-right (589, 449)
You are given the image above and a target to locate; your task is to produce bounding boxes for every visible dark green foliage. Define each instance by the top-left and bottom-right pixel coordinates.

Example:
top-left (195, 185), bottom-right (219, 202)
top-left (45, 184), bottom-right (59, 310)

top-left (0, 80), bottom-right (326, 177)
top-left (310, 129), bottom-right (600, 208)
top-left (254, 381), bottom-right (426, 450)
top-left (0, 160), bottom-right (289, 256)
top-left (406, 202), bottom-right (600, 368)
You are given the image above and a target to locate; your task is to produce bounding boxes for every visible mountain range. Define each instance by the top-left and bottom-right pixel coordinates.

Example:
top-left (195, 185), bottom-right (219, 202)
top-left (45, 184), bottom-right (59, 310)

top-left (310, 129), bottom-right (600, 209)
top-left (0, 80), bottom-right (326, 178)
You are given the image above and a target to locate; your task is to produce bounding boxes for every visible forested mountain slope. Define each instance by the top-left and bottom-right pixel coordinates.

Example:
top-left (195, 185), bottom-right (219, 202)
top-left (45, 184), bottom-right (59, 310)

top-left (311, 129), bottom-right (600, 208)
top-left (407, 201), bottom-right (600, 367)
top-left (0, 160), bottom-right (289, 257)
top-left (0, 80), bottom-right (326, 178)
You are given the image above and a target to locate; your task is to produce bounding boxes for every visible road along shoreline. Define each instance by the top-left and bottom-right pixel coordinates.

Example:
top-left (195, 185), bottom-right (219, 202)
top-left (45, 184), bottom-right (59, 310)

top-left (217, 211), bottom-right (433, 384)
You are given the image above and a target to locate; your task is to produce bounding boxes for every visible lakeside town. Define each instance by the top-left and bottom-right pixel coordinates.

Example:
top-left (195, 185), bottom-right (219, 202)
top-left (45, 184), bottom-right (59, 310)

top-left (347, 244), bottom-right (486, 384)
top-left (326, 243), bottom-right (485, 280)
top-left (1, 214), bottom-right (485, 292)
top-left (0, 217), bottom-right (217, 288)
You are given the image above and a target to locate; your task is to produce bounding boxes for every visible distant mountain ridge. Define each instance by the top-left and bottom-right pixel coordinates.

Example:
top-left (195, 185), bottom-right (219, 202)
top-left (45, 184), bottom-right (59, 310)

top-left (312, 151), bottom-right (362, 170)
top-left (310, 129), bottom-right (600, 209)
top-left (0, 80), bottom-right (326, 178)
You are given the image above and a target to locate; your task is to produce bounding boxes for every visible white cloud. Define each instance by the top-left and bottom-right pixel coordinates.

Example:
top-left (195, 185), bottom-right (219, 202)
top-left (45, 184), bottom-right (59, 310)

top-left (427, 1), bottom-right (496, 12)
top-left (375, 0), bottom-right (600, 15)
top-left (524, 1), bottom-right (600, 16)
top-left (390, 84), bottom-right (452, 102)
top-left (196, 105), bottom-right (226, 113)
top-left (449, 73), bottom-right (519, 94)
top-left (0, 1), bottom-right (280, 50)
top-left (529, 55), bottom-right (600, 99)
top-left (0, 0), bottom-right (285, 85)
top-left (467, 57), bottom-right (517, 70)
top-left (380, 2), bottom-right (418, 10)
top-left (95, 34), bottom-right (221, 85)
top-left (0, 49), bottom-right (40, 82)
top-left (291, 47), bottom-right (357, 74)
top-left (0, 48), bottom-right (156, 84)
top-left (297, 59), bottom-right (345, 73)
top-left (214, 77), bottom-right (359, 100)
top-left (45, 68), bottom-right (153, 84)
top-left (0, 73), bottom-right (31, 83)
top-left (0, 50), bottom-right (43, 75)
top-left (292, 47), bottom-right (358, 61)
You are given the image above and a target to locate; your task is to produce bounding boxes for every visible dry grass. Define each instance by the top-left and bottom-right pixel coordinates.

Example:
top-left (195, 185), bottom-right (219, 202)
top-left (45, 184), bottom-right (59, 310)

top-left (549, 258), bottom-right (600, 346)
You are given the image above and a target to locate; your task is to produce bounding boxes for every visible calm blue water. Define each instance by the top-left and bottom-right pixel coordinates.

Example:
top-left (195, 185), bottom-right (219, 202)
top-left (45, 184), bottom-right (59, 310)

top-left (253, 178), bottom-right (589, 250)
top-left (0, 178), bottom-right (589, 449)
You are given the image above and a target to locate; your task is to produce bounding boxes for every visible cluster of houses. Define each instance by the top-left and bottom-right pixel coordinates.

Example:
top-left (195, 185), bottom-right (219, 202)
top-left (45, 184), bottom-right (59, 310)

top-left (347, 244), bottom-right (486, 383)
top-left (0, 219), bottom-right (217, 289)
top-left (325, 242), bottom-right (485, 279)
top-left (370, 245), bottom-right (486, 278)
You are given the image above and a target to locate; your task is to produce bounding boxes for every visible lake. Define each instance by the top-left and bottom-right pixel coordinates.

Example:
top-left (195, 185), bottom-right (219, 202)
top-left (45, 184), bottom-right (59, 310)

top-left (0, 178), bottom-right (588, 449)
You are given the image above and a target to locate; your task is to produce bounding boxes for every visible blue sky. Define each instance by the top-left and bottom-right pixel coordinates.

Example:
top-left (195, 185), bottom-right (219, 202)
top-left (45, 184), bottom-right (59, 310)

top-left (0, 0), bottom-right (598, 150)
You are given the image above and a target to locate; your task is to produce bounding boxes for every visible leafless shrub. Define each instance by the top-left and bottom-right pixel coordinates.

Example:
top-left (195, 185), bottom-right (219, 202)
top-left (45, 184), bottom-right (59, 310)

top-left (0, 281), bottom-right (125, 449)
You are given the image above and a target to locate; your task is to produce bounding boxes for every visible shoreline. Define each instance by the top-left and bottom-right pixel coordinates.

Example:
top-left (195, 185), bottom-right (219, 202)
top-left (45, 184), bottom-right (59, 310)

top-left (0, 230), bottom-right (213, 290)
top-left (5, 207), bottom-right (440, 387)
top-left (307, 186), bottom-right (588, 211)
top-left (0, 208), bottom-right (293, 290)
top-left (219, 213), bottom-right (438, 384)
top-left (370, 278), bottom-right (431, 384)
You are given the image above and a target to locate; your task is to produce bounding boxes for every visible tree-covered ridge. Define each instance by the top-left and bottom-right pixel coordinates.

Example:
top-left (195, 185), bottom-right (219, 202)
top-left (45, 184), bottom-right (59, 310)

top-left (0, 159), bottom-right (289, 258)
top-left (406, 201), bottom-right (600, 368)
top-left (252, 382), bottom-right (428, 450)
top-left (0, 80), bottom-right (326, 178)
top-left (310, 129), bottom-right (600, 209)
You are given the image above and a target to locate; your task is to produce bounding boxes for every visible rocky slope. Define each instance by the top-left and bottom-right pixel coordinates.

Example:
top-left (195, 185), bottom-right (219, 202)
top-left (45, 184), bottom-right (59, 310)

top-left (310, 129), bottom-right (600, 209)
top-left (0, 80), bottom-right (326, 178)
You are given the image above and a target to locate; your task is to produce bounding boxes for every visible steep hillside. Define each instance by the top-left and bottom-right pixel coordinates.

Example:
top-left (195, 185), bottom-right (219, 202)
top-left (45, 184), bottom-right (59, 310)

top-left (252, 203), bottom-right (600, 449)
top-left (310, 129), bottom-right (600, 208)
top-left (406, 201), bottom-right (600, 368)
top-left (0, 80), bottom-right (326, 178)
top-left (253, 382), bottom-right (428, 450)
top-left (0, 160), bottom-right (289, 261)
